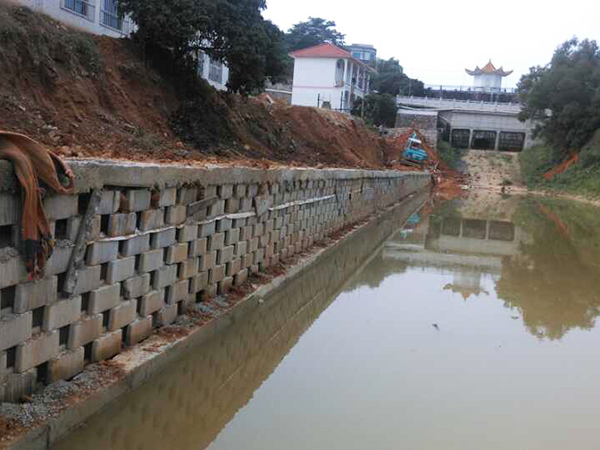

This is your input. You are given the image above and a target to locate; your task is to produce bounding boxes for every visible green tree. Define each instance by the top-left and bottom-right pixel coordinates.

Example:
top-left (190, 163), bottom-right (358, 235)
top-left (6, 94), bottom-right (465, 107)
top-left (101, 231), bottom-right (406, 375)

top-left (118, 0), bottom-right (286, 94)
top-left (518, 38), bottom-right (600, 153)
top-left (351, 93), bottom-right (398, 127)
top-left (371, 58), bottom-right (425, 97)
top-left (285, 17), bottom-right (345, 52)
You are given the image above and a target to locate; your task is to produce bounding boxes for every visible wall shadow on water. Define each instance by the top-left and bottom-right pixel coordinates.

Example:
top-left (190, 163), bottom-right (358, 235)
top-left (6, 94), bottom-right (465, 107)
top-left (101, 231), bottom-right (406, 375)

top-left (53, 191), bottom-right (430, 450)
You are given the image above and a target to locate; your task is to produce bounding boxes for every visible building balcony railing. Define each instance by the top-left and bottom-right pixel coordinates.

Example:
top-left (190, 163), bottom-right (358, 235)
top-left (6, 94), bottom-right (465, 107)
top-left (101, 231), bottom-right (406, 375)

top-left (61, 0), bottom-right (95, 22)
top-left (100, 9), bottom-right (133, 35)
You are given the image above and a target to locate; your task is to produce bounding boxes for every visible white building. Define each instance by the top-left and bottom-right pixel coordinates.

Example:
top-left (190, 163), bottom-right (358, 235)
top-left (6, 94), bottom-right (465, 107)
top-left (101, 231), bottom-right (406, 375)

top-left (346, 43), bottom-right (377, 65)
top-left (18, 0), bottom-right (133, 37)
top-left (465, 61), bottom-right (513, 92)
top-left (16, 0), bottom-right (230, 90)
top-left (289, 43), bottom-right (375, 112)
top-left (196, 52), bottom-right (230, 92)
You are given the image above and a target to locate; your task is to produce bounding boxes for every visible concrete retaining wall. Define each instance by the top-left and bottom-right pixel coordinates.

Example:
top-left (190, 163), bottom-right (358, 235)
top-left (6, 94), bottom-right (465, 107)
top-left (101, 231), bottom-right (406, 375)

top-left (0, 160), bottom-right (430, 403)
top-left (47, 190), bottom-right (429, 450)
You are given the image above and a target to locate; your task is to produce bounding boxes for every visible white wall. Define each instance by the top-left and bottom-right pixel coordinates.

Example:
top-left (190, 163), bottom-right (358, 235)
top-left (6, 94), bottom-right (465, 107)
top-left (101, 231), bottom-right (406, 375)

top-left (292, 58), bottom-right (337, 87)
top-left (474, 74), bottom-right (503, 90)
top-left (197, 53), bottom-right (229, 91)
top-left (292, 58), bottom-right (343, 107)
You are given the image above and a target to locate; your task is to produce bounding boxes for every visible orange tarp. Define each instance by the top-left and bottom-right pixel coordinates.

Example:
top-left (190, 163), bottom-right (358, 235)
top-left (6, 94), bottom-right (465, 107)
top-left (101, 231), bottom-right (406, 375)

top-left (0, 132), bottom-right (74, 280)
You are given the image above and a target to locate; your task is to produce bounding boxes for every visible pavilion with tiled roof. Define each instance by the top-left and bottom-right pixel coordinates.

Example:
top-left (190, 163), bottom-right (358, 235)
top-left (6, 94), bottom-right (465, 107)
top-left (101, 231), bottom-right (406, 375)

top-left (465, 60), bottom-right (513, 92)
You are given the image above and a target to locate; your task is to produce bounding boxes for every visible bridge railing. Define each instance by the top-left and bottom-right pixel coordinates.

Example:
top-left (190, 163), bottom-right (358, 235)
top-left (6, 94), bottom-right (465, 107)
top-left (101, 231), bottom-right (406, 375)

top-left (396, 96), bottom-right (522, 114)
top-left (423, 84), bottom-right (518, 94)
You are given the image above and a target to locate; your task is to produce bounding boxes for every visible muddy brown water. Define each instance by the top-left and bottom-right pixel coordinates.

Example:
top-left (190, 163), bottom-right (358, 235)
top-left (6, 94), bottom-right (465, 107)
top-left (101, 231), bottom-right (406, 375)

top-left (54, 192), bottom-right (600, 450)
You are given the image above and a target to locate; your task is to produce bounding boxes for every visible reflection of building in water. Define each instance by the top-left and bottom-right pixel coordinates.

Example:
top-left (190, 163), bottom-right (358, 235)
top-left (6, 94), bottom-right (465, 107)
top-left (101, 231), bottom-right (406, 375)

top-left (426, 215), bottom-right (525, 256)
top-left (384, 213), bottom-right (528, 300)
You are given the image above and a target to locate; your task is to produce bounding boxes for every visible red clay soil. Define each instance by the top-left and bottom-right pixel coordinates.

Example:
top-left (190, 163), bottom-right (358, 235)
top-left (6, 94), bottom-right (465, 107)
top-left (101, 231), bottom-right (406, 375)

top-left (386, 129), bottom-right (466, 191)
top-left (539, 203), bottom-right (570, 238)
top-left (543, 152), bottom-right (579, 180)
top-left (0, 2), bottom-right (395, 169)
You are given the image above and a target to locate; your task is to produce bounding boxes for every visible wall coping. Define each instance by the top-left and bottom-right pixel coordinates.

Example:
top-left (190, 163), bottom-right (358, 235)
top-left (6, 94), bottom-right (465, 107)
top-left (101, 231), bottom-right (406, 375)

top-left (0, 159), bottom-right (425, 194)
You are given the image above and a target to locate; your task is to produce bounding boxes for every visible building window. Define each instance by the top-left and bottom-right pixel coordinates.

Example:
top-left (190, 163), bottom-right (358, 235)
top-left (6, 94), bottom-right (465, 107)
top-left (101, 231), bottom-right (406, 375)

top-left (100, 0), bottom-right (131, 33)
top-left (209, 59), bottom-right (223, 84)
top-left (61, 0), bottom-right (95, 21)
top-left (353, 52), bottom-right (362, 59)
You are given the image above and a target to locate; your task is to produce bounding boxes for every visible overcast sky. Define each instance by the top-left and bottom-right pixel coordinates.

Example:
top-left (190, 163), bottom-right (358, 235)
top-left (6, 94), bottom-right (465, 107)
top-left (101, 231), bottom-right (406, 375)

top-left (263, 0), bottom-right (600, 88)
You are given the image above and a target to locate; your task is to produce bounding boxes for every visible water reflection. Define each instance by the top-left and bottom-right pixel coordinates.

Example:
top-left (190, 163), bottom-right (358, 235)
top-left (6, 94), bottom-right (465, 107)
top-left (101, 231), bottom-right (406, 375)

top-left (53, 191), bottom-right (600, 450)
top-left (383, 192), bottom-right (600, 340)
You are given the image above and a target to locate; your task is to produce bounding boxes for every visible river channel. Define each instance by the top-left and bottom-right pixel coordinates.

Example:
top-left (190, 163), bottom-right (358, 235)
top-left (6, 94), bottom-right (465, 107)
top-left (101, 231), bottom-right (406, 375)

top-left (54, 191), bottom-right (600, 450)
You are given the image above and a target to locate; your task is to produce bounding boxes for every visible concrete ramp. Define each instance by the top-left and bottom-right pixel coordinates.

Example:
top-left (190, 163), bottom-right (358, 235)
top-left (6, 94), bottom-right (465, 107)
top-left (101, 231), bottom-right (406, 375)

top-left (463, 149), bottom-right (522, 188)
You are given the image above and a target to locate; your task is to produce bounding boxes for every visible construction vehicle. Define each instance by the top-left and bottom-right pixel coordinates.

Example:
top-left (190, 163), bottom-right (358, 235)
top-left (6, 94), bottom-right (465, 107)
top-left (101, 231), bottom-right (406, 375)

top-left (401, 133), bottom-right (428, 167)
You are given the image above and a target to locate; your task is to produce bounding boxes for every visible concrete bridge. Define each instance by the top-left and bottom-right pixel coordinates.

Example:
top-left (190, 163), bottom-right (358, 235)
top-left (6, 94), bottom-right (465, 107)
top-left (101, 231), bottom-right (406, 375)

top-left (396, 96), bottom-right (536, 151)
top-left (397, 96), bottom-right (522, 114)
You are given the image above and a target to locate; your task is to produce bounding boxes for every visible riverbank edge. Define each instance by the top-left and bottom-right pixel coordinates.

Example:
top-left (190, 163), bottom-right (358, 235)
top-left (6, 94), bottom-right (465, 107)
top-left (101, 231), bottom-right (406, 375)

top-left (4, 186), bottom-right (431, 450)
top-left (467, 183), bottom-right (600, 208)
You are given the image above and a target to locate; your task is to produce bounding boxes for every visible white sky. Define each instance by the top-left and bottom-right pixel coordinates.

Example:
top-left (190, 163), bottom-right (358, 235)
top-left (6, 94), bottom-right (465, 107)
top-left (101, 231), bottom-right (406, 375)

top-left (263, 0), bottom-right (600, 88)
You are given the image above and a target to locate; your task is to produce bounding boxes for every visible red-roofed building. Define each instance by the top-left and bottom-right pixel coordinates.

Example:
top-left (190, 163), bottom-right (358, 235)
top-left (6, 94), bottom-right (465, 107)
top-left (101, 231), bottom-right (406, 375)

top-left (289, 43), bottom-right (375, 111)
top-left (465, 60), bottom-right (513, 92)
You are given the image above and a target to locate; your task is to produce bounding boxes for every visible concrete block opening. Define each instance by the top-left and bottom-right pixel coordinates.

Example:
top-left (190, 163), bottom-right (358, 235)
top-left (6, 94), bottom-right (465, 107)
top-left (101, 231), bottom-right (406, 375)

top-left (0, 224), bottom-right (14, 249)
top-left (59, 325), bottom-right (70, 348)
top-left (1, 286), bottom-right (16, 316)
top-left (54, 219), bottom-right (69, 240)
top-left (32, 306), bottom-right (45, 332)
top-left (37, 361), bottom-right (49, 385)
top-left (6, 346), bottom-right (17, 371)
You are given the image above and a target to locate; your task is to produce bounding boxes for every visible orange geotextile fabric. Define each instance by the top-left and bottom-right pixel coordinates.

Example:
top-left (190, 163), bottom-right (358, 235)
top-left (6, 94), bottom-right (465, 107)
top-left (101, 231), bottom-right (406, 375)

top-left (0, 131), bottom-right (74, 280)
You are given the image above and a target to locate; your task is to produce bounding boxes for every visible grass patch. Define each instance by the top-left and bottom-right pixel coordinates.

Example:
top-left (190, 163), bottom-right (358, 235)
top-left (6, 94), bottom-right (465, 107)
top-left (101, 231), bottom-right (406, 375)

top-left (436, 140), bottom-right (465, 170)
top-left (519, 130), bottom-right (600, 198)
top-left (0, 1), bottom-right (102, 78)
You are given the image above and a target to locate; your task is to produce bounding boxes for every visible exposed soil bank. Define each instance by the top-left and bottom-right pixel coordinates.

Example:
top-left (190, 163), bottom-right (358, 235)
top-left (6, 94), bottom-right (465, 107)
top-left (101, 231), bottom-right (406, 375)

top-left (0, 2), bottom-right (395, 170)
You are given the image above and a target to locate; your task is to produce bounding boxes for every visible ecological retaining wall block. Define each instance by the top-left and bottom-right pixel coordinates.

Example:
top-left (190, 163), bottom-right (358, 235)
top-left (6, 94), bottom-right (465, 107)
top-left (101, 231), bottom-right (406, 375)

top-left (125, 317), bottom-right (153, 346)
top-left (68, 315), bottom-right (103, 349)
top-left (16, 331), bottom-right (60, 373)
top-left (48, 348), bottom-right (85, 382)
top-left (0, 312), bottom-right (32, 352)
top-left (15, 276), bottom-right (58, 314)
top-left (92, 330), bottom-right (122, 362)
top-left (44, 296), bottom-right (82, 332)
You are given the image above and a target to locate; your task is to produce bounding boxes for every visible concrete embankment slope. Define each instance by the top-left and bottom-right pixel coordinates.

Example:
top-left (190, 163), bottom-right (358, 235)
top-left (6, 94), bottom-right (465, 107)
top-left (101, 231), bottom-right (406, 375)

top-left (0, 159), bottom-right (430, 448)
top-left (462, 149), bottom-right (523, 189)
